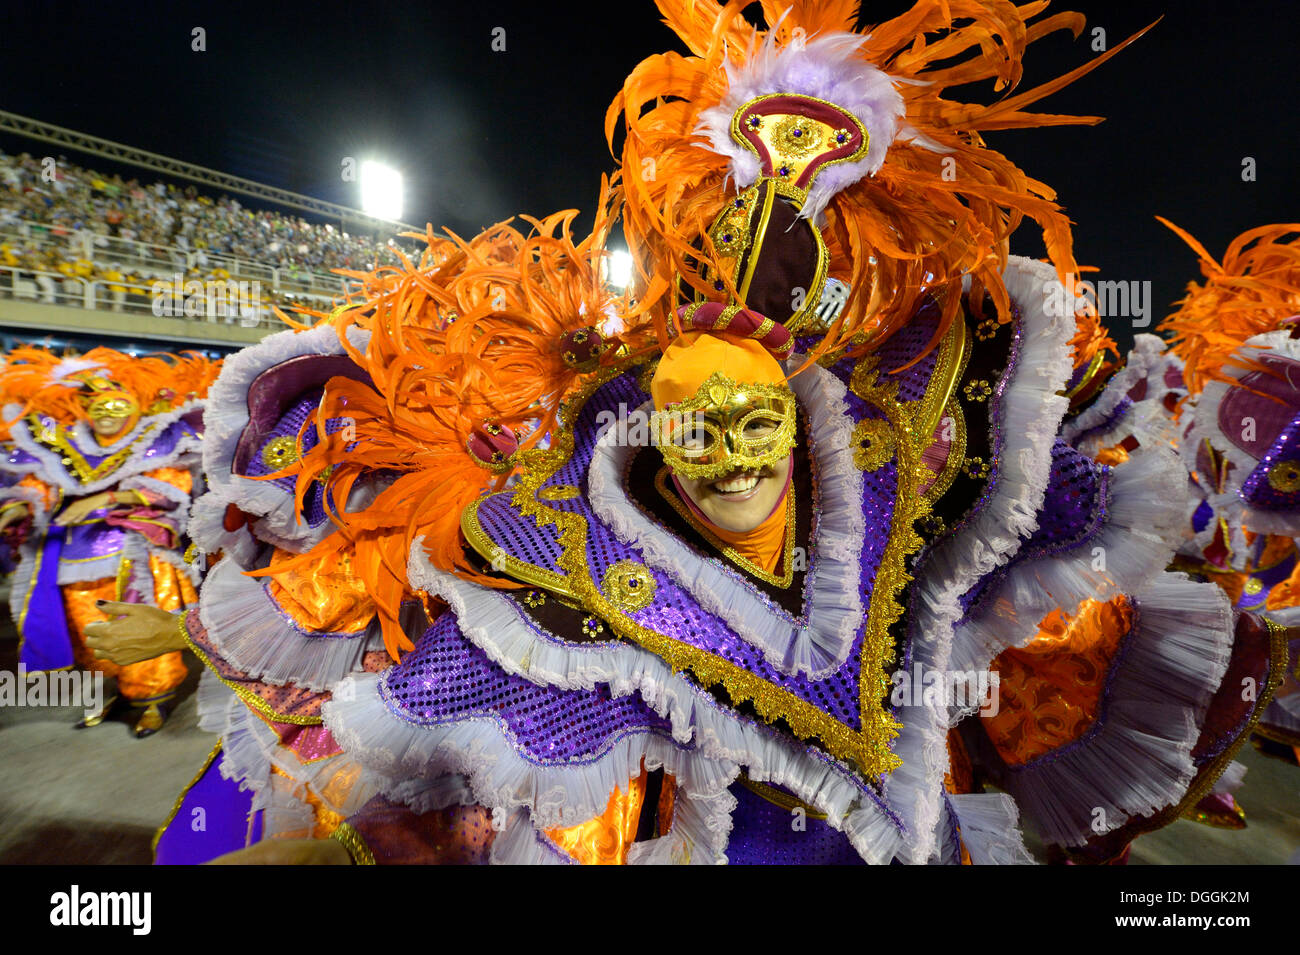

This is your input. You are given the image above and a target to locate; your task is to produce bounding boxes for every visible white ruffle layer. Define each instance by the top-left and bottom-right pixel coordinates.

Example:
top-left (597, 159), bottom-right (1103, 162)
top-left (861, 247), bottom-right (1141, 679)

top-left (195, 669), bottom-right (377, 839)
top-left (946, 792), bottom-right (1034, 865)
top-left (324, 578), bottom-right (911, 865)
top-left (884, 255), bottom-right (1078, 864)
top-left (1063, 333), bottom-right (1183, 455)
top-left (950, 446), bottom-right (1189, 674)
top-left (197, 557), bottom-right (380, 692)
top-left (1182, 330), bottom-right (1300, 544)
top-left (997, 573), bottom-right (1234, 846)
top-left (196, 322), bottom-right (371, 557)
top-left (8, 402), bottom-right (203, 496)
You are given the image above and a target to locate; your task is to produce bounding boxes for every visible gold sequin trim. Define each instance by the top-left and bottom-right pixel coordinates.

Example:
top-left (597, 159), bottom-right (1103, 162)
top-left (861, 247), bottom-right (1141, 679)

top-left (1268, 460), bottom-right (1300, 493)
top-left (851, 418), bottom-right (895, 472)
top-left (538, 485), bottom-right (580, 501)
top-left (180, 614), bottom-right (323, 726)
top-left (495, 361), bottom-right (906, 779)
top-left (29, 414), bottom-right (155, 485)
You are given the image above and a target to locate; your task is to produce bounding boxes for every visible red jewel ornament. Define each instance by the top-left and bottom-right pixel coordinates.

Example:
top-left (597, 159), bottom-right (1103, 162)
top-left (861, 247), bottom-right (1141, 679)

top-left (466, 422), bottom-right (518, 474)
top-left (559, 326), bottom-right (609, 372)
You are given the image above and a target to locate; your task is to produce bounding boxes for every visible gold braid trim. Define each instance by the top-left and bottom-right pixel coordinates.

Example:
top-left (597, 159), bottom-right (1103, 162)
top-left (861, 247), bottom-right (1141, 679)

top-left (330, 821), bottom-right (376, 865)
top-left (480, 348), bottom-right (965, 780)
top-left (1062, 351), bottom-right (1106, 401)
top-left (28, 414), bottom-right (156, 485)
top-left (737, 772), bottom-right (827, 820)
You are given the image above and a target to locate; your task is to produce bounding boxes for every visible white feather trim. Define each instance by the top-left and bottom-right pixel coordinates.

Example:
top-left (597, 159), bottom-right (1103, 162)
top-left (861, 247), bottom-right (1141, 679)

top-left (695, 32), bottom-right (912, 221)
top-left (884, 254), bottom-right (1078, 863)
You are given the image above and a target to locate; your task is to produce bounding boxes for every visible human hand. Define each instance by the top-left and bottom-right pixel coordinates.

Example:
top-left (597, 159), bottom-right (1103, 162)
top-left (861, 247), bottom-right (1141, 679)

top-left (206, 838), bottom-right (352, 865)
top-left (83, 602), bottom-right (185, 665)
top-left (54, 492), bottom-right (116, 526)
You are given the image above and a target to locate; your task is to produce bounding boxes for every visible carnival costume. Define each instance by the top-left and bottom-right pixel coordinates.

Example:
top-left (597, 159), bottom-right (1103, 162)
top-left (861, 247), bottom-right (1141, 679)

top-left (1078, 222), bottom-right (1300, 781)
top-left (0, 347), bottom-right (217, 736)
top-left (162, 1), bottom-right (1284, 864)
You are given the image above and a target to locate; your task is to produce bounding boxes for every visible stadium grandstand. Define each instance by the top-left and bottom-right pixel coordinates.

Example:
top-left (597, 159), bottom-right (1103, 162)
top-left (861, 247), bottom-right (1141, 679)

top-left (0, 111), bottom-right (416, 357)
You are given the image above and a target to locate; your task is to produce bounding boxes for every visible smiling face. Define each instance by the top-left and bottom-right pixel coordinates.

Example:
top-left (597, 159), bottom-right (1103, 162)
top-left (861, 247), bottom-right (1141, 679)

top-left (653, 372), bottom-right (798, 533)
top-left (674, 452), bottom-right (792, 532)
top-left (90, 411), bottom-right (131, 438)
top-left (84, 392), bottom-right (139, 441)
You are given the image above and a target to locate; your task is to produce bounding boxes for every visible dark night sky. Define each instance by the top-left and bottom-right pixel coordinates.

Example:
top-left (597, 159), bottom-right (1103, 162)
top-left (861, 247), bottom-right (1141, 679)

top-left (0, 0), bottom-right (1296, 352)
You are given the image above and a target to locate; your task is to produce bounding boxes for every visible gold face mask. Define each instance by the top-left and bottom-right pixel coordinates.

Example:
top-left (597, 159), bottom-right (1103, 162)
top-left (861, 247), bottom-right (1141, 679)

top-left (86, 395), bottom-right (139, 420)
top-left (651, 371), bottom-right (796, 481)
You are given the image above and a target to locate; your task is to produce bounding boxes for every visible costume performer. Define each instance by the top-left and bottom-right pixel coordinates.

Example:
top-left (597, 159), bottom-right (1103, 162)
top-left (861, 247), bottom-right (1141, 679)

top-left (0, 346), bottom-right (216, 736)
top-left (149, 318), bottom-right (396, 863)
top-left (164, 0), bottom-right (1286, 864)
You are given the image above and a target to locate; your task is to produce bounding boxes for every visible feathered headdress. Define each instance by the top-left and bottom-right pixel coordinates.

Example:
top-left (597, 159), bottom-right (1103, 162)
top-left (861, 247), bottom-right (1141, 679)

top-left (269, 2), bottom-right (1151, 660)
top-left (611, 0), bottom-right (1153, 361)
top-left (0, 345), bottom-right (220, 427)
top-left (262, 177), bottom-right (634, 658)
top-left (1156, 219), bottom-right (1300, 395)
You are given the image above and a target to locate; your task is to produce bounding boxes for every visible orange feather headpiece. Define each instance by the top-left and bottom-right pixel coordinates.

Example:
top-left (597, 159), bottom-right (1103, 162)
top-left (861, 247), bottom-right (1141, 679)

top-left (611, 0), bottom-right (1153, 364)
top-left (0, 345), bottom-right (220, 429)
top-left (1156, 219), bottom-right (1300, 396)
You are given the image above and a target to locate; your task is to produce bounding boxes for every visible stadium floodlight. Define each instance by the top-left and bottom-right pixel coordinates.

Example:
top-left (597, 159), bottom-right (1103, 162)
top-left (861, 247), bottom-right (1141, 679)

top-left (605, 249), bottom-right (633, 290)
top-left (360, 161), bottom-right (403, 222)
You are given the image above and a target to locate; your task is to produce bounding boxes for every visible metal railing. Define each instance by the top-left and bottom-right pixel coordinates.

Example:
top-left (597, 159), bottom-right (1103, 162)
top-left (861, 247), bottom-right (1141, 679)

top-left (0, 265), bottom-right (303, 331)
top-left (0, 218), bottom-right (374, 299)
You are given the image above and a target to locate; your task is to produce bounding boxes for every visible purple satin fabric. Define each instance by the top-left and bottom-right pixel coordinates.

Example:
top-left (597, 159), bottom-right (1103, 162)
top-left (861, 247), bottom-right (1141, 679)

top-left (59, 509), bottom-right (126, 562)
top-left (153, 751), bottom-right (262, 865)
top-left (1219, 356), bottom-right (1300, 459)
top-left (18, 527), bottom-right (74, 671)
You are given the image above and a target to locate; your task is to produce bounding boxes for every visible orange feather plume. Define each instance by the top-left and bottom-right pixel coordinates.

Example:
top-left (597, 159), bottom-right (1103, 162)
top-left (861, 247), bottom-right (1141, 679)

top-left (0, 345), bottom-right (220, 429)
top-left (255, 177), bottom-right (636, 660)
top-left (1156, 218), bottom-right (1300, 396)
top-left (611, 0), bottom-right (1156, 364)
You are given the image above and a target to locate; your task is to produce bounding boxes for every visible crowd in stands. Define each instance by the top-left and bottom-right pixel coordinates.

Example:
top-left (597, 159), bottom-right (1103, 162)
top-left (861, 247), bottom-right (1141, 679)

top-left (0, 148), bottom-right (409, 320)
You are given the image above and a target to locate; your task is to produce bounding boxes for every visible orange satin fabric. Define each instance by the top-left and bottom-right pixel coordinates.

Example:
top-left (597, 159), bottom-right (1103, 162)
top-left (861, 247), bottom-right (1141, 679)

top-left (944, 727), bottom-right (975, 794)
top-left (983, 597), bottom-right (1133, 767)
top-left (144, 465), bottom-right (193, 495)
top-left (1093, 444), bottom-right (1129, 467)
top-left (545, 768), bottom-right (679, 864)
top-left (546, 770), bottom-right (648, 864)
top-left (268, 765), bottom-right (345, 840)
top-left (650, 332), bottom-right (786, 409)
top-left (267, 548), bottom-right (372, 633)
top-left (1267, 557), bottom-right (1300, 610)
top-left (64, 577), bottom-right (188, 701)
